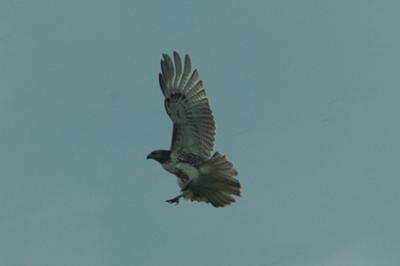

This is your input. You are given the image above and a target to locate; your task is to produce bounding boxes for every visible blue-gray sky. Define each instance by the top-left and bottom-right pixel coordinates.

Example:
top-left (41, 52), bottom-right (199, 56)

top-left (1, 1), bottom-right (400, 265)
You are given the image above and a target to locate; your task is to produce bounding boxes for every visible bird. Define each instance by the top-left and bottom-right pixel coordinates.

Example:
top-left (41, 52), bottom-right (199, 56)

top-left (147, 51), bottom-right (241, 207)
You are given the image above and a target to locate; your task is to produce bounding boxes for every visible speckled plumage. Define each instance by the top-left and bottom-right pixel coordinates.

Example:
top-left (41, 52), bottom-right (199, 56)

top-left (147, 52), bottom-right (241, 207)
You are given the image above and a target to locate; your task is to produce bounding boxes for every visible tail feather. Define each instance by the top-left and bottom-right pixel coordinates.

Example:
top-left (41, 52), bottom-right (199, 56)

top-left (216, 180), bottom-right (241, 196)
top-left (199, 152), bottom-right (241, 207)
top-left (203, 190), bottom-right (235, 207)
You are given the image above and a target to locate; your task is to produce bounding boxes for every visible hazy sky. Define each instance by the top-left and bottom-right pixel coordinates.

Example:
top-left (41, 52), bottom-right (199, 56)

top-left (1, 1), bottom-right (400, 265)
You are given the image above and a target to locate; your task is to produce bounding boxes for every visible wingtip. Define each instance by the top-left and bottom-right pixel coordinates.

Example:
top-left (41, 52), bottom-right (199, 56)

top-left (161, 52), bottom-right (191, 68)
top-left (184, 54), bottom-right (191, 63)
top-left (162, 53), bottom-right (171, 62)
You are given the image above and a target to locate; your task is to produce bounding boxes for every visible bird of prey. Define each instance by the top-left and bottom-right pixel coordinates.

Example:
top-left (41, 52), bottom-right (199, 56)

top-left (147, 52), bottom-right (241, 207)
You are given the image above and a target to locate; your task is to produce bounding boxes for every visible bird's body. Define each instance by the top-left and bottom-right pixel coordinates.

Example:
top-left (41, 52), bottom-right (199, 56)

top-left (147, 52), bottom-right (241, 207)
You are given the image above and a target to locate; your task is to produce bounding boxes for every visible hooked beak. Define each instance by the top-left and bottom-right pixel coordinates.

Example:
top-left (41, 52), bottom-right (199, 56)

top-left (146, 153), bottom-right (152, 160)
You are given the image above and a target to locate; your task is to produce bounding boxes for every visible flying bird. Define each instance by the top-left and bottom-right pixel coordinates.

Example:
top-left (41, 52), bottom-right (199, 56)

top-left (147, 52), bottom-right (241, 207)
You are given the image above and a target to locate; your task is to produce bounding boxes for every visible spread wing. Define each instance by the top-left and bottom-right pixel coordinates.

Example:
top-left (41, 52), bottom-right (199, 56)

top-left (159, 52), bottom-right (216, 159)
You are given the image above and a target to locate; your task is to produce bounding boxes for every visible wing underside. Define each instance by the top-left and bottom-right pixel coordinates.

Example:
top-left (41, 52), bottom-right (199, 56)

top-left (159, 52), bottom-right (216, 159)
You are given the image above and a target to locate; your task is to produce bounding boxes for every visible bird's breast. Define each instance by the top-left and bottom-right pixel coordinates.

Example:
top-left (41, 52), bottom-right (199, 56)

top-left (162, 160), bottom-right (199, 181)
top-left (161, 160), bottom-right (178, 174)
top-left (175, 162), bottom-right (199, 181)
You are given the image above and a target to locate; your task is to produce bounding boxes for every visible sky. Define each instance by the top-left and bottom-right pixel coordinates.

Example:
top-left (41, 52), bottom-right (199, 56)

top-left (1, 0), bottom-right (400, 265)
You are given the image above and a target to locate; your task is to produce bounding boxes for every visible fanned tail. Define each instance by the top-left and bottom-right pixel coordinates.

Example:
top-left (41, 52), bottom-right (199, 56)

top-left (198, 152), bottom-right (241, 207)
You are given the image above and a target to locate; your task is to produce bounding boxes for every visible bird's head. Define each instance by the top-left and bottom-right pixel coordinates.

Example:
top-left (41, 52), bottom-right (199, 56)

top-left (146, 150), bottom-right (171, 164)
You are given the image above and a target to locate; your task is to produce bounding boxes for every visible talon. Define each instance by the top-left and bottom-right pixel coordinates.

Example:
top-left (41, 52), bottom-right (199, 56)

top-left (165, 198), bottom-right (179, 205)
top-left (165, 194), bottom-right (182, 205)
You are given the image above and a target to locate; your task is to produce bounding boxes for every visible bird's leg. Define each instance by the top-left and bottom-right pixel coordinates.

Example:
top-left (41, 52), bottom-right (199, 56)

top-left (165, 180), bottom-right (192, 205)
top-left (165, 194), bottom-right (183, 205)
top-left (181, 180), bottom-right (192, 192)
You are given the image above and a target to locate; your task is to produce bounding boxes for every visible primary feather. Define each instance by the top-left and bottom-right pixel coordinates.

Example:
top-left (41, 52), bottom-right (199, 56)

top-left (160, 52), bottom-right (216, 159)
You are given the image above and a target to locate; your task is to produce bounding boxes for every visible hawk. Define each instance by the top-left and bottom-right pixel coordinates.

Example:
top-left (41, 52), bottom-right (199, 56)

top-left (147, 52), bottom-right (241, 207)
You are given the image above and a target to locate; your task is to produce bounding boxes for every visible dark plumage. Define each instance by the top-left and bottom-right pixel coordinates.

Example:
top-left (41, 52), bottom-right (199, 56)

top-left (146, 150), bottom-right (170, 164)
top-left (147, 52), bottom-right (241, 207)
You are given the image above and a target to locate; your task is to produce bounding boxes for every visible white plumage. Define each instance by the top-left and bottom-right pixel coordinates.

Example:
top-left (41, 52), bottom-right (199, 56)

top-left (147, 52), bottom-right (241, 207)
